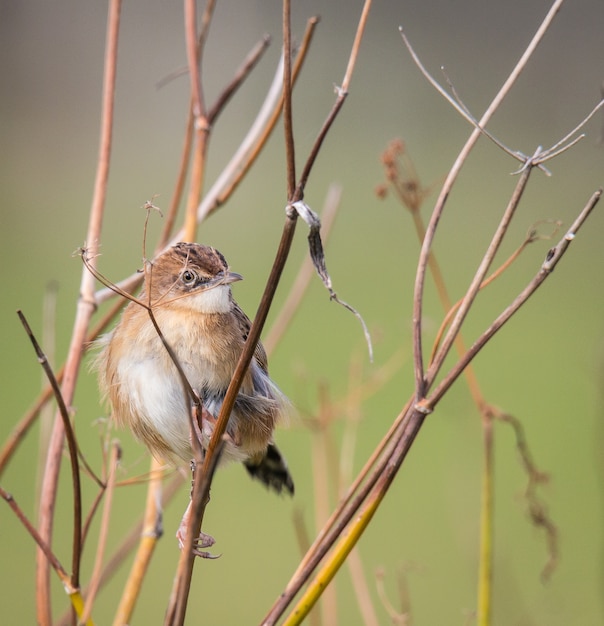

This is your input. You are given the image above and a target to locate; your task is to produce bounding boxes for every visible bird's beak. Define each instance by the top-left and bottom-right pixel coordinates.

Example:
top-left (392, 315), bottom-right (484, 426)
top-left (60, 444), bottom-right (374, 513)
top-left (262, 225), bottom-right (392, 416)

top-left (222, 271), bottom-right (243, 285)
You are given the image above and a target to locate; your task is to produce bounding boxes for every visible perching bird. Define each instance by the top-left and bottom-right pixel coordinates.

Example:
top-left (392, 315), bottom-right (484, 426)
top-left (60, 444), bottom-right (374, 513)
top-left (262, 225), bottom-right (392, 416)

top-left (96, 242), bottom-right (293, 554)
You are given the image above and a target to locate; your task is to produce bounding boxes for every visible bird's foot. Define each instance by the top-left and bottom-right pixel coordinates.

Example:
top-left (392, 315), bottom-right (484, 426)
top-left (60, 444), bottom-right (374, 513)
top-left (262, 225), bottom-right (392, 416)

top-left (176, 501), bottom-right (220, 559)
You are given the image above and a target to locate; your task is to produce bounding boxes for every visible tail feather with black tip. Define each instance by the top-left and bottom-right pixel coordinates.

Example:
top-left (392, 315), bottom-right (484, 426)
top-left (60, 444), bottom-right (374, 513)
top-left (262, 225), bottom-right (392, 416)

top-left (244, 443), bottom-right (294, 496)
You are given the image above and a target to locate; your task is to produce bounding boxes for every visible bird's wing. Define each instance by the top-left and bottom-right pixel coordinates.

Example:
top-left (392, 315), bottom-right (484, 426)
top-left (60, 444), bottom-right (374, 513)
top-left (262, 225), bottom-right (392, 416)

top-left (232, 301), bottom-right (269, 373)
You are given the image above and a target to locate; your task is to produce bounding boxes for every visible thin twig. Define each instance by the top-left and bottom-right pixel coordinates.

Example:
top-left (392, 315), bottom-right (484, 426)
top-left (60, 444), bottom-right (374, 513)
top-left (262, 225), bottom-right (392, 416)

top-left (283, 0), bottom-right (296, 198)
top-left (207, 35), bottom-right (272, 125)
top-left (17, 310), bottom-right (84, 593)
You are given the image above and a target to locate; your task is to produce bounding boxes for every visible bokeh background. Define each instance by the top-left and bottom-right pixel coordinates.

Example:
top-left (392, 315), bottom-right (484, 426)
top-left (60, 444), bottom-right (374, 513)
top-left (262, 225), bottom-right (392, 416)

top-left (1, 1), bottom-right (603, 623)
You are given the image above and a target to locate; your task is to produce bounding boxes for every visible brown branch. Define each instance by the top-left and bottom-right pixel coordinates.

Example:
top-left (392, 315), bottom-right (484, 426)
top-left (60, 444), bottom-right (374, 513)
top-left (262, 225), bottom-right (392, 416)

top-left (17, 311), bottom-right (84, 589)
top-left (283, 0), bottom-right (296, 198)
top-left (182, 0), bottom-right (215, 242)
top-left (207, 34), bottom-right (272, 125)
top-left (1, 485), bottom-right (74, 590)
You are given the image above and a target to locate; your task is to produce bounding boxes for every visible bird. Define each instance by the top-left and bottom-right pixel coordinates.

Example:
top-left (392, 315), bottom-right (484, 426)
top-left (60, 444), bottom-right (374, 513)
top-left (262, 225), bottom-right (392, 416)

top-left (95, 242), bottom-right (293, 555)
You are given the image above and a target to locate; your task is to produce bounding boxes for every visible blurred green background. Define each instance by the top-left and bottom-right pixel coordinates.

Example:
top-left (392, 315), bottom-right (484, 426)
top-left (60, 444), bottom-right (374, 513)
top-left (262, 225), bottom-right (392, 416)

top-left (1, 1), bottom-right (603, 623)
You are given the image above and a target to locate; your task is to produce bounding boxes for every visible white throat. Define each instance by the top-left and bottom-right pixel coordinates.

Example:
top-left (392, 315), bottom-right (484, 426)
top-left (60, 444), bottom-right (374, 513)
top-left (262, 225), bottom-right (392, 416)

top-left (188, 284), bottom-right (232, 313)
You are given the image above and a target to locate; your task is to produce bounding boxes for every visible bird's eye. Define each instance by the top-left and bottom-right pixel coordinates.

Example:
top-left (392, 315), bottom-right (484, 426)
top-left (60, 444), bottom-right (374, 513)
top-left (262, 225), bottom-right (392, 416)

top-left (180, 269), bottom-right (198, 285)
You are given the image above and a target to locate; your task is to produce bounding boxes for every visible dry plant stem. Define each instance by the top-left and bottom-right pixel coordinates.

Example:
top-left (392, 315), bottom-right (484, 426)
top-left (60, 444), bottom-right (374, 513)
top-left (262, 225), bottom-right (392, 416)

top-left (81, 442), bottom-right (120, 624)
top-left (159, 33), bottom-right (271, 246)
top-left (410, 0), bottom-right (565, 399)
top-left (283, 0), bottom-right (296, 197)
top-left (35, 1), bottom-right (121, 622)
top-left (0, 486), bottom-right (94, 626)
top-left (17, 311), bottom-right (84, 587)
top-left (284, 194), bottom-right (597, 624)
top-left (388, 152), bottom-right (499, 622)
top-left (113, 457), bottom-right (165, 626)
top-left (478, 416), bottom-right (494, 626)
top-left (401, 200), bottom-right (561, 622)
top-left (207, 35), bottom-right (272, 124)
top-left (182, 0), bottom-right (214, 242)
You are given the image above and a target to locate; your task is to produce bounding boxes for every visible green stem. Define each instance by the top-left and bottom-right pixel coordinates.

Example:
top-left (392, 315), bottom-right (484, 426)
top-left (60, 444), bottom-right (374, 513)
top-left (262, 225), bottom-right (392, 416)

top-left (477, 416), bottom-right (494, 626)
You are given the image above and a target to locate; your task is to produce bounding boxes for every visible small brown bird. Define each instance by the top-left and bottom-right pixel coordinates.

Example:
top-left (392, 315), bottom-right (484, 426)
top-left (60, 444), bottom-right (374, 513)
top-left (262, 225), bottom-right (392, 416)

top-left (96, 242), bottom-right (293, 552)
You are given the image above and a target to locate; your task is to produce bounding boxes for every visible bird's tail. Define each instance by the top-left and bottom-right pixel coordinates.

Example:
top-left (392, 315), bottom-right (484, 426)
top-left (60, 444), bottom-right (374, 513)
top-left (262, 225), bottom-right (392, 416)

top-left (244, 443), bottom-right (294, 496)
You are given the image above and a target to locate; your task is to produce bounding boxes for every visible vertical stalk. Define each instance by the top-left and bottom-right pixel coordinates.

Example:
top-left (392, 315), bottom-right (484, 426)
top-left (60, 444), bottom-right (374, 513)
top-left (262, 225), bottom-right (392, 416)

top-left (477, 415), bottom-right (494, 626)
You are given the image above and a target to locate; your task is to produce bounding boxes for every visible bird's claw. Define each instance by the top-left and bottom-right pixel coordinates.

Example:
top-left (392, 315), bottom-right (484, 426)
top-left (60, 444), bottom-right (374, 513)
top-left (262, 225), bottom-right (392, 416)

top-left (176, 527), bottom-right (219, 559)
